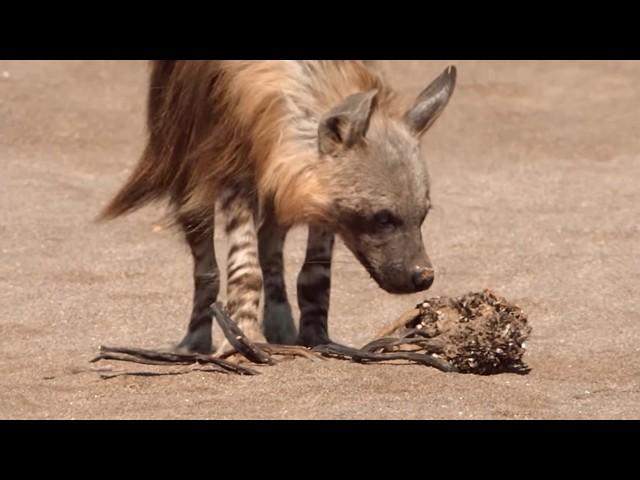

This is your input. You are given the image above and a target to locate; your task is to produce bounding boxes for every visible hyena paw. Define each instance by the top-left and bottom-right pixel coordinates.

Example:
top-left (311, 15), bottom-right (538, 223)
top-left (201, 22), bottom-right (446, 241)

top-left (296, 328), bottom-right (331, 348)
top-left (263, 303), bottom-right (298, 345)
top-left (175, 327), bottom-right (214, 355)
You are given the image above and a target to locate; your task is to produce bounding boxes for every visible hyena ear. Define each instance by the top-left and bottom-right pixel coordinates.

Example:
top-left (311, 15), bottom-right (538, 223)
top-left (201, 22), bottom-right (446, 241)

top-left (404, 65), bottom-right (457, 137)
top-left (318, 89), bottom-right (379, 156)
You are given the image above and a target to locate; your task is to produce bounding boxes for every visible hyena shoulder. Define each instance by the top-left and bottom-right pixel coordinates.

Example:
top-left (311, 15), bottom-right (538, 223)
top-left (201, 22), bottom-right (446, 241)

top-left (101, 60), bottom-right (397, 228)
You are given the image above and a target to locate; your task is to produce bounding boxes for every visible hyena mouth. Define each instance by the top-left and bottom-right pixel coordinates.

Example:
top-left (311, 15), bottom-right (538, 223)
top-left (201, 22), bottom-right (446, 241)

top-left (352, 248), bottom-right (387, 288)
top-left (352, 248), bottom-right (374, 275)
top-left (352, 248), bottom-right (427, 295)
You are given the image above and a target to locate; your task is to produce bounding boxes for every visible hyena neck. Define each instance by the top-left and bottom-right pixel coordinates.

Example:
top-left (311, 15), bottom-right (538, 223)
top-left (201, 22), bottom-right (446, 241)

top-left (258, 61), bottom-right (398, 227)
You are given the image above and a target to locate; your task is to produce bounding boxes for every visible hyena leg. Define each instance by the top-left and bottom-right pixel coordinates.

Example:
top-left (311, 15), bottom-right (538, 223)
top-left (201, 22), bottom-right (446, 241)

top-left (258, 208), bottom-right (297, 345)
top-left (297, 226), bottom-right (335, 347)
top-left (176, 215), bottom-right (219, 354)
top-left (216, 187), bottom-right (266, 356)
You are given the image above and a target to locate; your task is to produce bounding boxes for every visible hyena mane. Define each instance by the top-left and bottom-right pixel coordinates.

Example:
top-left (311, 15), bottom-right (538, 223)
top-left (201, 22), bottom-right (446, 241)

top-left (99, 60), bottom-right (397, 229)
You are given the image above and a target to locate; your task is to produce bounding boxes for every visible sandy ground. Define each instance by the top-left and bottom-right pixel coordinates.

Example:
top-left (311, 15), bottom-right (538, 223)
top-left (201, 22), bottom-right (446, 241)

top-left (0, 60), bottom-right (639, 419)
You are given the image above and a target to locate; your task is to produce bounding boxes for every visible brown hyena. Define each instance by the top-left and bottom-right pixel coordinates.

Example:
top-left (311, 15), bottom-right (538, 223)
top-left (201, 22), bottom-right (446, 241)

top-left (100, 60), bottom-right (456, 355)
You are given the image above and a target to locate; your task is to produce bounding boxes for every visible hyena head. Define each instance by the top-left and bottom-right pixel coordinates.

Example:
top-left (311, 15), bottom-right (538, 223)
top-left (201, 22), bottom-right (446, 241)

top-left (318, 66), bottom-right (456, 294)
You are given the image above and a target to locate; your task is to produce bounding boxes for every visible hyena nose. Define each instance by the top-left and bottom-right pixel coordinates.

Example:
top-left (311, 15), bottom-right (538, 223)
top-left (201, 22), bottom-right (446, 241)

top-left (412, 266), bottom-right (434, 291)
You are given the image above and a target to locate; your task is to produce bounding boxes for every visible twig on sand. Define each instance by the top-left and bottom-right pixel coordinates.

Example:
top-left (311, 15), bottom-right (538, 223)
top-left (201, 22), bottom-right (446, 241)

top-left (90, 303), bottom-right (456, 377)
top-left (211, 303), bottom-right (273, 365)
top-left (256, 343), bottom-right (326, 362)
top-left (91, 346), bottom-right (260, 376)
top-left (371, 308), bottom-right (421, 341)
top-left (311, 342), bottom-right (457, 373)
top-left (99, 366), bottom-right (228, 380)
top-left (92, 290), bottom-right (530, 378)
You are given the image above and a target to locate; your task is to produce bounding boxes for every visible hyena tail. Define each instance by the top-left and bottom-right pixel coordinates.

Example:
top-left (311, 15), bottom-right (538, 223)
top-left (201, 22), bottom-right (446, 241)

top-left (98, 61), bottom-right (177, 222)
top-left (97, 144), bottom-right (167, 221)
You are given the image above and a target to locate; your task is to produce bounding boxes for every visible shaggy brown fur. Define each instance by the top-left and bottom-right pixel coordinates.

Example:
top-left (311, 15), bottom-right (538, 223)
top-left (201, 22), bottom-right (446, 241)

top-left (100, 61), bottom-right (456, 353)
top-left (100, 61), bottom-right (396, 227)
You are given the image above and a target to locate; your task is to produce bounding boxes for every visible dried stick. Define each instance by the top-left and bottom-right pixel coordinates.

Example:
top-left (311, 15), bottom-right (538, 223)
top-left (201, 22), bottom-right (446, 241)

top-left (255, 343), bottom-right (326, 362)
top-left (371, 308), bottom-right (421, 341)
top-left (92, 346), bottom-right (260, 375)
top-left (99, 366), bottom-right (227, 380)
top-left (211, 303), bottom-right (273, 365)
top-left (312, 342), bottom-right (457, 373)
top-left (92, 300), bottom-right (458, 378)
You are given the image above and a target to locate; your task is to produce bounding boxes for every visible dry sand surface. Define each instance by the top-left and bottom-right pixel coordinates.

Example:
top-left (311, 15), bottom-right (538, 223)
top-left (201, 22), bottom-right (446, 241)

top-left (1, 60), bottom-right (639, 419)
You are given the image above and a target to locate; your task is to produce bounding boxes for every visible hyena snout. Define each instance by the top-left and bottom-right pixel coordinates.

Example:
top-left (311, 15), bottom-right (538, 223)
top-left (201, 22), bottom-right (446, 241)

top-left (364, 241), bottom-right (435, 294)
top-left (342, 227), bottom-right (436, 294)
top-left (382, 232), bottom-right (435, 294)
top-left (374, 255), bottom-right (434, 294)
top-left (412, 265), bottom-right (435, 291)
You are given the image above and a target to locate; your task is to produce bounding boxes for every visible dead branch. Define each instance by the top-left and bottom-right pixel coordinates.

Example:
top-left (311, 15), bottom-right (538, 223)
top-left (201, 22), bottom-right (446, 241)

top-left (255, 343), bottom-right (326, 362)
top-left (211, 303), bottom-right (273, 365)
top-left (92, 346), bottom-right (260, 375)
top-left (91, 290), bottom-right (531, 378)
top-left (372, 308), bottom-right (421, 341)
top-left (99, 366), bottom-right (227, 380)
top-left (312, 342), bottom-right (457, 373)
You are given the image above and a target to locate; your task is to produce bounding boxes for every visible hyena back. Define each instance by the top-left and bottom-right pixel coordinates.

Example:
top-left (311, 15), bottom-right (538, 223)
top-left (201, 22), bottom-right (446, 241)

top-left (100, 60), bottom-right (456, 354)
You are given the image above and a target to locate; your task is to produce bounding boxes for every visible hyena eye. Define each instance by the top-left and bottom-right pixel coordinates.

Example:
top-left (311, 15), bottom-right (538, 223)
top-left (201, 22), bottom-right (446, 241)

top-left (373, 210), bottom-right (398, 230)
